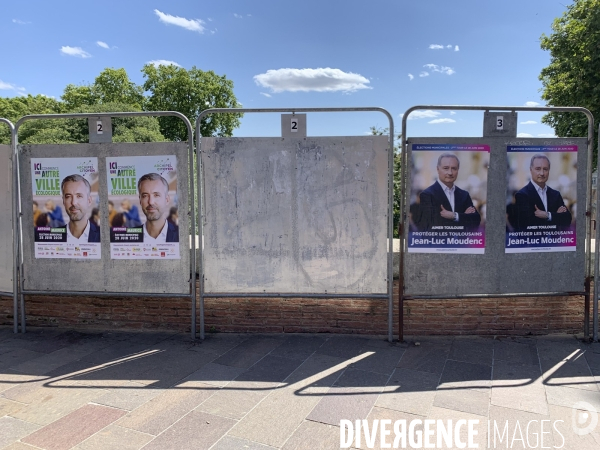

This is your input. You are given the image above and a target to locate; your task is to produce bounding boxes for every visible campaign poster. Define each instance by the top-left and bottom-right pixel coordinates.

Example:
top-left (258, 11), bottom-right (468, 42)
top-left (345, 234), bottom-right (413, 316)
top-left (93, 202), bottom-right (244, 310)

top-left (31, 158), bottom-right (100, 259)
top-left (506, 146), bottom-right (577, 253)
top-left (106, 155), bottom-right (180, 259)
top-left (408, 144), bottom-right (489, 254)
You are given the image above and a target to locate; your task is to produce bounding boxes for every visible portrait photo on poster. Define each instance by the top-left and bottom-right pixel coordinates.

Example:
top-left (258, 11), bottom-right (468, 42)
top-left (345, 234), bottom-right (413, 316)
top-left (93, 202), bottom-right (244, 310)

top-left (106, 155), bottom-right (180, 260)
top-left (31, 157), bottom-right (101, 259)
top-left (506, 146), bottom-right (577, 253)
top-left (408, 144), bottom-right (489, 254)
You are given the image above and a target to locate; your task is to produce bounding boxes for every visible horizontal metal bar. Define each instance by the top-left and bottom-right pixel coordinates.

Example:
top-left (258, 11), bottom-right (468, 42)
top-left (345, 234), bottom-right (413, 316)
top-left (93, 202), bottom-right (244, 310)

top-left (403, 291), bottom-right (586, 300)
top-left (22, 290), bottom-right (192, 298)
top-left (203, 292), bottom-right (389, 299)
top-left (0, 291), bottom-right (12, 297)
top-left (402, 105), bottom-right (593, 115)
top-left (198, 107), bottom-right (391, 116)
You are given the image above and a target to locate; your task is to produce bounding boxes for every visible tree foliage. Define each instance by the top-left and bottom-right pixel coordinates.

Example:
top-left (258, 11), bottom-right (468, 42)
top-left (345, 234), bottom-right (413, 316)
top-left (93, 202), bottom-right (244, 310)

top-left (539, 0), bottom-right (600, 157)
top-left (370, 126), bottom-right (402, 238)
top-left (0, 64), bottom-right (242, 145)
top-left (142, 64), bottom-right (242, 141)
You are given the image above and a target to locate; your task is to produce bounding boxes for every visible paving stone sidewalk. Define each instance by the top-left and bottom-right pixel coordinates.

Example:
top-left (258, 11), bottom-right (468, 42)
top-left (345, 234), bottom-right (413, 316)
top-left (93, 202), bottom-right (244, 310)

top-left (1, 327), bottom-right (599, 449)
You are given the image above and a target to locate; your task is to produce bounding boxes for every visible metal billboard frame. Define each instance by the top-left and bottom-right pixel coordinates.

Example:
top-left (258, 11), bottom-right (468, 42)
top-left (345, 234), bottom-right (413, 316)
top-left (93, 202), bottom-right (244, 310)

top-left (14, 112), bottom-right (197, 338)
top-left (399, 105), bottom-right (595, 342)
top-left (196, 107), bottom-right (395, 341)
top-left (0, 118), bottom-right (18, 334)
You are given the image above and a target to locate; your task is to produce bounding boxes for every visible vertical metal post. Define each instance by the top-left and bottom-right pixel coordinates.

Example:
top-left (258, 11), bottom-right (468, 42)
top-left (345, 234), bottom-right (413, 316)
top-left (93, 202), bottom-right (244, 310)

top-left (594, 124), bottom-right (600, 342)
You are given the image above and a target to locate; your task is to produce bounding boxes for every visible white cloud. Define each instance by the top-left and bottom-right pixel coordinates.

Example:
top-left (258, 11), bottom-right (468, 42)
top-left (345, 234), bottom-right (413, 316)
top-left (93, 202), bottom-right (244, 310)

top-left (424, 64), bottom-right (455, 75)
top-left (12, 19), bottom-right (30, 25)
top-left (537, 133), bottom-right (556, 138)
top-left (154, 9), bottom-right (205, 33)
top-left (524, 101), bottom-right (540, 107)
top-left (260, 92), bottom-right (271, 98)
top-left (446, 45), bottom-right (452, 49)
top-left (450, 111), bottom-right (456, 115)
top-left (0, 79), bottom-right (26, 93)
top-left (455, 45), bottom-right (459, 52)
top-left (520, 120), bottom-right (537, 125)
top-left (429, 118), bottom-right (456, 124)
top-left (208, 18), bottom-right (213, 22)
top-left (147, 59), bottom-right (182, 67)
top-left (408, 110), bottom-right (441, 120)
top-left (253, 68), bottom-right (371, 93)
top-left (419, 71), bottom-right (429, 77)
top-left (517, 133), bottom-right (533, 137)
top-left (429, 44), bottom-right (444, 50)
top-left (60, 46), bottom-right (91, 58)
top-left (96, 41), bottom-right (109, 49)
top-left (408, 73), bottom-right (414, 81)
top-left (247, 14), bottom-right (252, 17)
top-left (234, 13), bottom-right (243, 19)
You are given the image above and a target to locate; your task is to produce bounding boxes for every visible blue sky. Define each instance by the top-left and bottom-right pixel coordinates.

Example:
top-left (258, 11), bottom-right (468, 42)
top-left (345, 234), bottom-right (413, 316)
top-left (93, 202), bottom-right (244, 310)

top-left (0, 1), bottom-right (574, 140)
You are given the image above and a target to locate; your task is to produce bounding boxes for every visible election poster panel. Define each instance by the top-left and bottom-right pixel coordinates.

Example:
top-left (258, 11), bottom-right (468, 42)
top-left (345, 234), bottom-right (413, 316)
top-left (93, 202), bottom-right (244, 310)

top-left (31, 158), bottom-right (100, 259)
top-left (106, 155), bottom-right (180, 260)
top-left (506, 146), bottom-right (577, 253)
top-left (408, 144), bottom-right (489, 254)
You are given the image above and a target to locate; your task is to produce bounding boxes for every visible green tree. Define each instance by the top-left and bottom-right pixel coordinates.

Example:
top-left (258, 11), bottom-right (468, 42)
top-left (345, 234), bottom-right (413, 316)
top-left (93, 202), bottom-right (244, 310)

top-left (0, 94), bottom-right (64, 144)
top-left (370, 126), bottom-right (402, 238)
top-left (539, 0), bottom-right (600, 158)
top-left (62, 68), bottom-right (145, 110)
top-left (142, 64), bottom-right (242, 141)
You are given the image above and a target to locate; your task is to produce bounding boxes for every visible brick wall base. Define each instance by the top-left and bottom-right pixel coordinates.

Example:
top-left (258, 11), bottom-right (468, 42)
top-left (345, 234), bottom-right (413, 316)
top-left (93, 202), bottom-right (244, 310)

top-left (0, 281), bottom-right (591, 336)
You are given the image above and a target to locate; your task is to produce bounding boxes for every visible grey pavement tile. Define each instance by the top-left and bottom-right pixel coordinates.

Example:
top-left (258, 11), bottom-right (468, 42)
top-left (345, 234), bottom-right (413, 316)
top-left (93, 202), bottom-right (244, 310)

top-left (117, 385), bottom-right (215, 435)
top-left (584, 348), bottom-right (600, 374)
top-left (269, 335), bottom-right (327, 361)
top-left (232, 336), bottom-right (284, 354)
top-left (213, 348), bottom-right (266, 369)
top-left (11, 386), bottom-right (110, 426)
top-left (141, 410), bottom-right (236, 450)
top-left (306, 386), bottom-right (379, 426)
top-left (0, 397), bottom-right (27, 417)
top-left (93, 381), bottom-right (164, 411)
top-left (73, 425), bottom-right (153, 450)
top-left (433, 388), bottom-right (490, 417)
top-left (0, 349), bottom-right (47, 371)
top-left (349, 347), bottom-right (405, 375)
top-left (488, 405), bottom-right (554, 450)
top-left (493, 340), bottom-right (539, 365)
top-left (426, 406), bottom-right (488, 450)
top-left (396, 341), bottom-right (450, 375)
top-left (492, 360), bottom-right (548, 415)
top-left (333, 368), bottom-right (389, 392)
top-left (438, 359), bottom-right (492, 391)
top-left (2, 442), bottom-right (40, 450)
top-left (539, 350), bottom-right (598, 392)
top-left (227, 355), bottom-right (346, 447)
top-left (281, 420), bottom-right (342, 450)
top-left (547, 403), bottom-right (600, 450)
top-left (0, 372), bottom-right (45, 395)
top-left (189, 334), bottom-right (250, 355)
top-left (0, 417), bottom-right (40, 449)
top-left (211, 436), bottom-right (277, 450)
top-left (178, 363), bottom-right (245, 388)
top-left (9, 344), bottom-right (104, 376)
top-left (376, 368), bottom-right (439, 416)
top-left (197, 388), bottom-right (269, 420)
top-left (227, 383), bottom-right (324, 448)
top-left (22, 404), bottom-right (126, 450)
top-left (545, 384), bottom-right (600, 411)
top-left (316, 336), bottom-right (371, 359)
top-left (448, 337), bottom-right (494, 366)
top-left (233, 355), bottom-right (303, 389)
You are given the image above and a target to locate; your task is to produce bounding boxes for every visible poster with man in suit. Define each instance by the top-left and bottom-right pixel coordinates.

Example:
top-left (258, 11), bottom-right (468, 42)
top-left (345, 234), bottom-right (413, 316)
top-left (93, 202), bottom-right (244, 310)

top-left (506, 146), bottom-right (576, 253)
top-left (408, 144), bottom-right (489, 254)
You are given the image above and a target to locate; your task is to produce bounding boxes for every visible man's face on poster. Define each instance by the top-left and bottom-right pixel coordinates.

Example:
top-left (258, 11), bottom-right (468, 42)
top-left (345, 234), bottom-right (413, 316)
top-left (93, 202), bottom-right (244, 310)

top-left (62, 180), bottom-right (92, 223)
top-left (437, 156), bottom-right (459, 188)
top-left (530, 157), bottom-right (550, 188)
top-left (139, 179), bottom-right (170, 223)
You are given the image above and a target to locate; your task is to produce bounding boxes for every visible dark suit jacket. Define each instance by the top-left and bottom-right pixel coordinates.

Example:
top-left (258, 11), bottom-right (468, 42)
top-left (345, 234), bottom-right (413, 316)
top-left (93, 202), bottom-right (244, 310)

top-left (514, 181), bottom-right (572, 231)
top-left (88, 220), bottom-right (101, 242)
top-left (166, 220), bottom-right (179, 243)
top-left (416, 182), bottom-right (481, 231)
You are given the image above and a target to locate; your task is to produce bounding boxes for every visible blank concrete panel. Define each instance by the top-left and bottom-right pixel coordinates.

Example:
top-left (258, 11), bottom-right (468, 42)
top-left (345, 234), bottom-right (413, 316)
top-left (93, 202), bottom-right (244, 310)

top-left (19, 142), bottom-right (190, 294)
top-left (201, 136), bottom-right (389, 294)
top-left (0, 145), bottom-right (13, 293)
